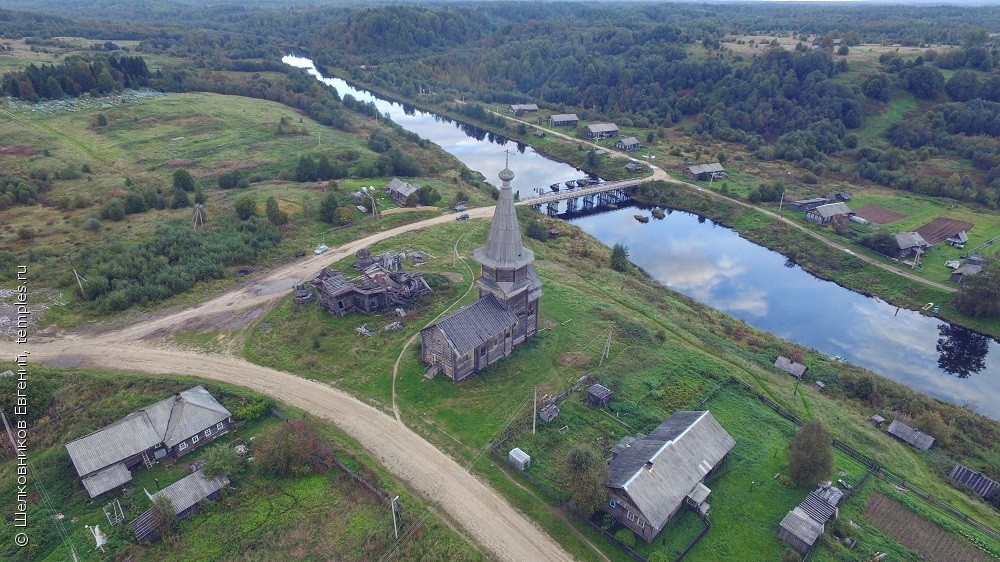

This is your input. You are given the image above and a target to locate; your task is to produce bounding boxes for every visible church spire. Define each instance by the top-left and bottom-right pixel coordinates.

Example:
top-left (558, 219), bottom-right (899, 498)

top-left (473, 156), bottom-right (534, 271)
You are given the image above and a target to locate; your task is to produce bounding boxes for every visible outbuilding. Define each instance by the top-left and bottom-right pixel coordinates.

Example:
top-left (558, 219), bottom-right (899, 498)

top-left (615, 136), bottom-right (640, 151)
top-left (805, 202), bottom-right (853, 226)
top-left (583, 123), bottom-right (620, 140)
top-left (547, 113), bottom-right (579, 127)
top-left (774, 356), bottom-right (808, 380)
top-left (539, 403), bottom-right (560, 423)
top-left (887, 419), bottom-right (935, 450)
top-left (508, 447), bottom-right (531, 471)
top-left (587, 384), bottom-right (613, 407)
top-left (683, 163), bottom-right (727, 181)
top-left (893, 232), bottom-right (930, 258)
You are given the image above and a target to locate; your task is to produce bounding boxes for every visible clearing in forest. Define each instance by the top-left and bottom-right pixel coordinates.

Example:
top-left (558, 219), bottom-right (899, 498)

top-left (853, 205), bottom-right (907, 224)
top-left (864, 494), bottom-right (993, 562)
top-left (916, 217), bottom-right (975, 245)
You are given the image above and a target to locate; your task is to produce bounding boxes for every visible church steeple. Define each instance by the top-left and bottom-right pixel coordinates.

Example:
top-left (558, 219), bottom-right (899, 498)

top-left (473, 154), bottom-right (535, 271)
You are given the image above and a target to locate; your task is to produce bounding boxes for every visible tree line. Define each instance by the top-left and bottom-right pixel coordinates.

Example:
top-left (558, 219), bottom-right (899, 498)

top-left (1, 55), bottom-right (149, 101)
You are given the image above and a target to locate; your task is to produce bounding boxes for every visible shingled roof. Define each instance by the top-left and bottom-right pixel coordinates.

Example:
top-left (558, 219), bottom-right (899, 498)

top-left (65, 386), bottom-right (231, 481)
top-left (473, 166), bottom-right (535, 270)
top-left (432, 294), bottom-right (518, 356)
top-left (607, 411), bottom-right (735, 533)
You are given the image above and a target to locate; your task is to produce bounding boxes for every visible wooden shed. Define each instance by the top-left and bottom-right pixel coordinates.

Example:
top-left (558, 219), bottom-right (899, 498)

top-left (508, 447), bottom-right (531, 471)
top-left (774, 356), bottom-right (808, 380)
top-left (950, 464), bottom-right (999, 498)
top-left (887, 419), bottom-right (935, 450)
top-left (870, 414), bottom-right (885, 427)
top-left (547, 113), bottom-right (579, 127)
top-left (539, 403), bottom-right (560, 423)
top-left (587, 384), bottom-right (613, 407)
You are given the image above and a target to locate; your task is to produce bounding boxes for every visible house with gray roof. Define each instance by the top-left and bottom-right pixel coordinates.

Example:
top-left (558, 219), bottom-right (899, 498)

top-left (779, 482), bottom-right (844, 555)
top-left (64, 386), bottom-right (232, 498)
top-left (386, 177), bottom-right (420, 206)
top-left (774, 356), bottom-right (808, 380)
top-left (805, 202), bottom-right (853, 226)
top-left (949, 464), bottom-right (998, 499)
top-left (683, 163), bottom-right (727, 181)
top-left (615, 136), bottom-right (640, 151)
top-left (547, 113), bottom-right (579, 127)
top-left (947, 230), bottom-right (969, 248)
top-left (887, 419), bottom-right (935, 450)
top-left (950, 262), bottom-right (982, 285)
top-left (131, 469), bottom-right (230, 542)
top-left (893, 232), bottom-right (930, 258)
top-left (421, 162), bottom-right (542, 381)
top-left (509, 103), bottom-right (539, 115)
top-left (605, 411), bottom-right (735, 543)
top-left (583, 122), bottom-right (619, 140)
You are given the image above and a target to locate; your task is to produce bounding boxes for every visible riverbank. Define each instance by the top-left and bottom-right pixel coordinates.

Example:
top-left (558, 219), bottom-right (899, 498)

top-left (311, 64), bottom-right (998, 340)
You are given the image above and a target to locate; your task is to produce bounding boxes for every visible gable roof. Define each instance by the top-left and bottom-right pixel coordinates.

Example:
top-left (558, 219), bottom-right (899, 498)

top-left (509, 103), bottom-right (538, 111)
top-left (947, 231), bottom-right (969, 243)
top-left (887, 419), bottom-right (935, 450)
top-left (617, 136), bottom-right (640, 146)
top-left (950, 464), bottom-right (999, 498)
top-left (154, 470), bottom-right (229, 515)
top-left (81, 463), bottom-right (132, 498)
top-left (810, 202), bottom-right (852, 219)
top-left (774, 356), bottom-right (808, 379)
top-left (386, 178), bottom-right (419, 198)
top-left (685, 163), bottom-right (725, 175)
top-left (430, 294), bottom-right (518, 356)
top-left (549, 113), bottom-right (578, 122)
top-left (585, 123), bottom-right (619, 133)
top-left (799, 490), bottom-right (838, 524)
top-left (953, 263), bottom-right (982, 276)
top-left (780, 507), bottom-right (824, 546)
top-left (65, 386), bottom-right (231, 478)
top-left (894, 232), bottom-right (929, 250)
top-left (473, 167), bottom-right (535, 270)
top-left (607, 411), bottom-right (735, 532)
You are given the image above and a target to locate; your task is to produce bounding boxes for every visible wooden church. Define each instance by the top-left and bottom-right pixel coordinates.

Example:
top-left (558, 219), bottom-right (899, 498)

top-left (420, 163), bottom-right (542, 381)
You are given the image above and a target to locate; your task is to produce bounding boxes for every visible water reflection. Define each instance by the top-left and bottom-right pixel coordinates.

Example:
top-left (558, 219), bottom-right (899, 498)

top-left (937, 324), bottom-right (990, 379)
top-left (570, 208), bottom-right (1000, 417)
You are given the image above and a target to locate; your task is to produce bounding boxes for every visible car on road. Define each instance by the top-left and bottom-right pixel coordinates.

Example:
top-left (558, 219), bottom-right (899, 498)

top-left (314, 244), bottom-right (329, 255)
top-left (456, 213), bottom-right (470, 221)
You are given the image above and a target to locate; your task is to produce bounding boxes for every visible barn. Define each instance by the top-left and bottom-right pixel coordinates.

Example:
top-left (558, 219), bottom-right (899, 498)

top-left (886, 419), bottom-right (935, 450)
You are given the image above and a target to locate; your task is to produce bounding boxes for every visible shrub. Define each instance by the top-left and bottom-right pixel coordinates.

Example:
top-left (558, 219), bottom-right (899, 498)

top-left (264, 196), bottom-right (288, 225)
top-left (201, 445), bottom-right (245, 480)
top-left (95, 114), bottom-right (108, 127)
top-left (526, 219), bottom-right (548, 242)
top-left (611, 243), bottom-right (629, 272)
top-left (318, 192), bottom-right (340, 223)
top-left (172, 169), bottom-right (195, 193)
top-left (614, 528), bottom-right (636, 548)
top-left (233, 195), bottom-right (257, 220)
top-left (103, 199), bottom-right (126, 221)
top-left (16, 226), bottom-right (34, 240)
top-left (254, 419), bottom-right (334, 477)
top-left (416, 185), bottom-right (441, 206)
top-left (83, 217), bottom-right (102, 232)
top-left (234, 397), bottom-right (271, 421)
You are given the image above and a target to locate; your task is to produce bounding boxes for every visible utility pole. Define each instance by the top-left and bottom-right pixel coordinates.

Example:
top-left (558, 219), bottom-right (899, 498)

top-left (67, 255), bottom-right (87, 300)
top-left (598, 329), bottom-right (612, 368)
top-left (778, 191), bottom-right (784, 212)
top-left (390, 496), bottom-right (401, 539)
top-left (532, 388), bottom-right (537, 435)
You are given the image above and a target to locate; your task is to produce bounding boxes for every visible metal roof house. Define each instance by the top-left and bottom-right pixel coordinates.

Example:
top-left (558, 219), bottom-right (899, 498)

top-left (421, 163), bottom-right (542, 382)
top-left (386, 177), bottom-right (420, 206)
top-left (683, 163), bottom-right (727, 181)
top-left (949, 464), bottom-right (998, 499)
top-left (774, 356), bottom-right (808, 380)
top-left (547, 113), bottom-right (579, 127)
top-left (615, 136), bottom-right (640, 151)
top-left (587, 383), bottom-right (613, 407)
top-left (64, 386), bottom-right (232, 498)
top-left (893, 232), bottom-right (930, 258)
top-left (805, 202), bottom-right (853, 226)
top-left (605, 411), bottom-right (735, 543)
top-left (583, 123), bottom-right (620, 140)
top-left (131, 470), bottom-right (230, 542)
top-left (886, 419), bottom-right (935, 451)
top-left (789, 198), bottom-right (829, 212)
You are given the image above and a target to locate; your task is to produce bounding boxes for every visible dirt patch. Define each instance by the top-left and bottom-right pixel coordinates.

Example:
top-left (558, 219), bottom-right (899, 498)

top-left (165, 158), bottom-right (195, 168)
top-left (192, 159), bottom-right (271, 178)
top-left (0, 145), bottom-right (40, 156)
top-left (865, 494), bottom-right (993, 562)
top-left (139, 116), bottom-right (158, 124)
top-left (556, 351), bottom-right (592, 368)
top-left (854, 205), bottom-right (907, 224)
top-left (916, 217), bottom-right (975, 245)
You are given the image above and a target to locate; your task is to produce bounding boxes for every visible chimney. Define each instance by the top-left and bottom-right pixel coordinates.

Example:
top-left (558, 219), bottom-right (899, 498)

top-left (645, 460), bottom-right (653, 471)
top-left (174, 392), bottom-right (182, 402)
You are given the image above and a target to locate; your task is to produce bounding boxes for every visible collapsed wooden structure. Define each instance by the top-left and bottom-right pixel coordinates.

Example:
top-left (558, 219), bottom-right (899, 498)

top-left (314, 251), bottom-right (431, 317)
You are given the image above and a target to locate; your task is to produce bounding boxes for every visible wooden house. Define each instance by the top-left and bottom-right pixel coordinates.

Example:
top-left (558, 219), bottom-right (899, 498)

top-left (946, 231), bottom-right (968, 248)
top-left (886, 419), bottom-right (935, 450)
top-left (779, 483), bottom-right (843, 555)
top-left (805, 202), bottom-right (853, 226)
top-left (683, 163), bottom-right (726, 181)
top-left (789, 198), bottom-right (829, 212)
top-left (870, 414), bottom-right (885, 427)
top-left (583, 123), bottom-right (619, 140)
top-left (605, 411), bottom-right (735, 543)
top-left (587, 384), bottom-right (613, 407)
top-left (547, 113), bottom-right (579, 127)
top-left (314, 266), bottom-right (430, 317)
top-left (949, 464), bottom-right (998, 499)
top-left (893, 232), bottom-right (930, 258)
top-left (774, 356), bottom-right (808, 379)
top-left (131, 470), bottom-right (229, 542)
top-left (509, 103), bottom-right (538, 115)
top-left (386, 177), bottom-right (419, 206)
top-left (615, 136), bottom-right (640, 151)
top-left (624, 162), bottom-right (643, 173)
top-left (64, 386), bottom-right (232, 498)
top-left (421, 163), bottom-right (542, 381)
top-left (950, 263), bottom-right (982, 285)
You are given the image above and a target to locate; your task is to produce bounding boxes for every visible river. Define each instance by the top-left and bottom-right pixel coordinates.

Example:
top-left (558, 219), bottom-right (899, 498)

top-left (284, 55), bottom-right (1000, 418)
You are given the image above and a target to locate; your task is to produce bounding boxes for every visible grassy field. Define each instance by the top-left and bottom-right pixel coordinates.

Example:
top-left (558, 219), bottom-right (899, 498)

top-left (0, 366), bottom-right (481, 562)
top-left (241, 208), bottom-right (999, 561)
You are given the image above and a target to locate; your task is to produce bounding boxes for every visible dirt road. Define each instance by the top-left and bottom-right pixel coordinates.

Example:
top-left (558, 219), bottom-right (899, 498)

top-left (3, 340), bottom-right (573, 561)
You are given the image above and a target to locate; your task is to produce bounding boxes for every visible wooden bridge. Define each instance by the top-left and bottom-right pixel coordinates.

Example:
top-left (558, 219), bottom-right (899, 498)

top-left (520, 178), bottom-right (641, 215)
